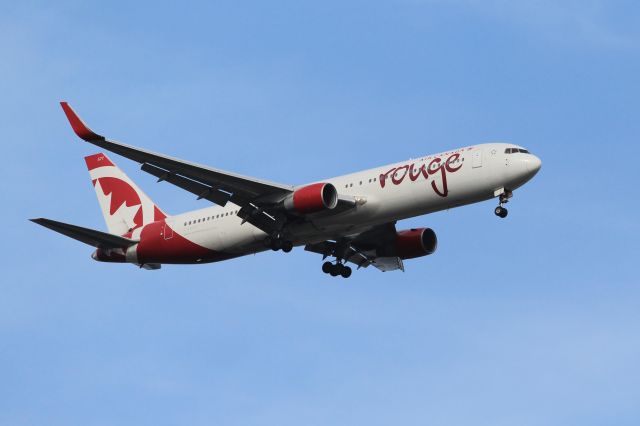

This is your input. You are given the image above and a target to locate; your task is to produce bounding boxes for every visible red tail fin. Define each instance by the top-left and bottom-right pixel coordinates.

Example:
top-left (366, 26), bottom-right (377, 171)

top-left (86, 153), bottom-right (167, 235)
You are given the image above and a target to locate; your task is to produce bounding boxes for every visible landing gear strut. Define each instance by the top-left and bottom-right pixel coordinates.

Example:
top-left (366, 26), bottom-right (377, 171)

top-left (494, 189), bottom-right (512, 219)
top-left (322, 261), bottom-right (352, 278)
top-left (263, 233), bottom-right (293, 253)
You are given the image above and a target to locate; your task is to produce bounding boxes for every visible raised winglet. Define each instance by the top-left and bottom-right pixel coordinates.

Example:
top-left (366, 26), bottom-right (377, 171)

top-left (60, 101), bottom-right (104, 141)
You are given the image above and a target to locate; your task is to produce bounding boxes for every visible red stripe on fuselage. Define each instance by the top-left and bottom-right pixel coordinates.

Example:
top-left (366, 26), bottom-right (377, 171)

top-left (136, 220), bottom-right (235, 264)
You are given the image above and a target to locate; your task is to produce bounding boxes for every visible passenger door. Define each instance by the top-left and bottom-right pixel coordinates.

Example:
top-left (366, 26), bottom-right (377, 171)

top-left (472, 149), bottom-right (483, 168)
top-left (162, 219), bottom-right (174, 240)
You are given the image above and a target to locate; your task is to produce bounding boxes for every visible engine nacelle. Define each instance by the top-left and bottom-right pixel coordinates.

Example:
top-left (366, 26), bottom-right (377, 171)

top-left (394, 228), bottom-right (438, 260)
top-left (283, 183), bottom-right (338, 214)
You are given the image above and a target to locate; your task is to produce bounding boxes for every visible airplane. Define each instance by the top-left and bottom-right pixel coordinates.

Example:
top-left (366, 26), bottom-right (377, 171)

top-left (31, 102), bottom-right (542, 278)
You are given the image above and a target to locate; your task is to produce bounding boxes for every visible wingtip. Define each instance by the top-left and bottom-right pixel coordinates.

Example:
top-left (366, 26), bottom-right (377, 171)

top-left (60, 101), bottom-right (104, 141)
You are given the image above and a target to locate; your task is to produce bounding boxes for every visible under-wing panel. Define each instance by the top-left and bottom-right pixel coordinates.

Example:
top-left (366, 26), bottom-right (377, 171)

top-left (304, 222), bottom-right (406, 272)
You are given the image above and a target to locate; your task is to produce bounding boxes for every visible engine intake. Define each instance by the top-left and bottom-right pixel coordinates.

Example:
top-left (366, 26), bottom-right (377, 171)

top-left (395, 228), bottom-right (438, 259)
top-left (284, 183), bottom-right (338, 214)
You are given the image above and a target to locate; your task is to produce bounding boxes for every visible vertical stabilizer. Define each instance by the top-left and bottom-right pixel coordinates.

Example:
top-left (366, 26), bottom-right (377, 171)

top-left (85, 153), bottom-right (167, 235)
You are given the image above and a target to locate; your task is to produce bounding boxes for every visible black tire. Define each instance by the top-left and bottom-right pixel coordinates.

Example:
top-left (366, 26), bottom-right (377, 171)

top-left (500, 208), bottom-right (509, 218)
top-left (340, 266), bottom-right (352, 278)
top-left (322, 261), bottom-right (333, 274)
top-left (282, 241), bottom-right (293, 253)
top-left (494, 206), bottom-right (503, 217)
top-left (329, 264), bottom-right (340, 277)
top-left (272, 239), bottom-right (283, 251)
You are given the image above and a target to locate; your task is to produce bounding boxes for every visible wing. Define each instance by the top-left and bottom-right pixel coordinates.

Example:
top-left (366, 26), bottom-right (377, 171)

top-left (304, 222), bottom-right (406, 272)
top-left (60, 102), bottom-right (298, 234)
top-left (60, 102), bottom-right (293, 203)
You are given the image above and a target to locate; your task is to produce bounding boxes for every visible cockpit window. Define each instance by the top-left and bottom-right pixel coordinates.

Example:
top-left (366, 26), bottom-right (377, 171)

top-left (505, 148), bottom-right (531, 154)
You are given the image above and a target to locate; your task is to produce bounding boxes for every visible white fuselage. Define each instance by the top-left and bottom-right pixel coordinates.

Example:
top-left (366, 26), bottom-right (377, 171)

top-left (134, 143), bottom-right (541, 258)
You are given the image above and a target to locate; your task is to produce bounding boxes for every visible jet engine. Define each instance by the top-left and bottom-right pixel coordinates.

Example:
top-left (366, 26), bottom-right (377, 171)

top-left (283, 183), bottom-right (338, 214)
top-left (394, 228), bottom-right (438, 259)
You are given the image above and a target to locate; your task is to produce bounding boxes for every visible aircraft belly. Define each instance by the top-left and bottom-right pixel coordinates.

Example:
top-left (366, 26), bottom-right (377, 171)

top-left (185, 222), bottom-right (261, 254)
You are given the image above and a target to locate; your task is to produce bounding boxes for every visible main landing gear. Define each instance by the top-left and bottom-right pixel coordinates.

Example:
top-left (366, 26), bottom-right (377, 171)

top-left (263, 233), bottom-right (293, 253)
top-left (494, 189), bottom-right (512, 219)
top-left (322, 261), bottom-right (352, 278)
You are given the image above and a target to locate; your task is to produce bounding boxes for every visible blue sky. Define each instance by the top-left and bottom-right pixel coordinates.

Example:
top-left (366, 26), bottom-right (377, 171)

top-left (1, 1), bottom-right (639, 425)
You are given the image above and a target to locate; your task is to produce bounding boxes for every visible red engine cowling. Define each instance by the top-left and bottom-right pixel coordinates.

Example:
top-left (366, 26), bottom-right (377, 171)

top-left (395, 228), bottom-right (438, 259)
top-left (283, 183), bottom-right (338, 214)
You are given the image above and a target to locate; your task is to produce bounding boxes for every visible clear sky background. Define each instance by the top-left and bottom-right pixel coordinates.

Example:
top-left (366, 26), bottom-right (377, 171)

top-left (1, 1), bottom-right (639, 425)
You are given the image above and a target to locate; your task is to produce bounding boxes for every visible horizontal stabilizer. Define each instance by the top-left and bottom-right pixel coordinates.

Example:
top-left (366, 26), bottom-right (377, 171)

top-left (30, 218), bottom-right (138, 249)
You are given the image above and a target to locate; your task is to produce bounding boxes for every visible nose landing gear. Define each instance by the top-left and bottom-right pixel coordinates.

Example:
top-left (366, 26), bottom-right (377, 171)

top-left (494, 206), bottom-right (508, 218)
top-left (322, 261), bottom-right (352, 278)
top-left (494, 188), bottom-right (512, 219)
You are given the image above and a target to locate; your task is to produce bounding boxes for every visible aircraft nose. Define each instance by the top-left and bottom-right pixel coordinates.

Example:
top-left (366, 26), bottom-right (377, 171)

top-left (527, 155), bottom-right (542, 175)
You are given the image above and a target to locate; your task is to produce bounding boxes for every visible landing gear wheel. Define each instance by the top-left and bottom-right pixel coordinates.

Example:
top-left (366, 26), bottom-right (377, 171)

top-left (340, 266), bottom-right (352, 278)
top-left (329, 264), bottom-right (340, 277)
top-left (281, 241), bottom-right (293, 253)
top-left (494, 206), bottom-right (508, 218)
top-left (263, 236), bottom-right (273, 248)
top-left (271, 238), bottom-right (283, 251)
top-left (322, 261), bottom-right (333, 274)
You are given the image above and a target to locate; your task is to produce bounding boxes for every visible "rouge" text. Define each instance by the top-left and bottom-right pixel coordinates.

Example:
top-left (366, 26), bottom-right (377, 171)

top-left (379, 153), bottom-right (463, 197)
